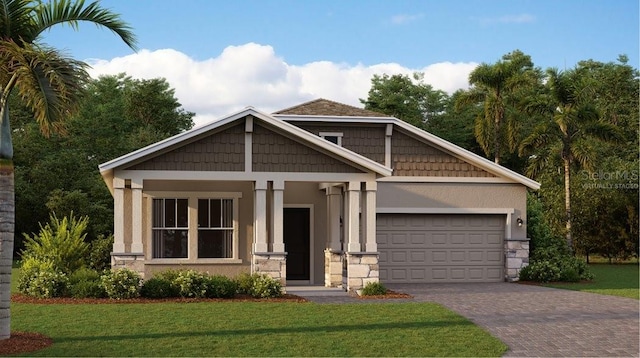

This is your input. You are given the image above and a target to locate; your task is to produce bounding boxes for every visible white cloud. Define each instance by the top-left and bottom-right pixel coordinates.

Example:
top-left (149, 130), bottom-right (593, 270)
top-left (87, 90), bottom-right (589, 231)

top-left (87, 43), bottom-right (477, 127)
top-left (390, 13), bottom-right (425, 25)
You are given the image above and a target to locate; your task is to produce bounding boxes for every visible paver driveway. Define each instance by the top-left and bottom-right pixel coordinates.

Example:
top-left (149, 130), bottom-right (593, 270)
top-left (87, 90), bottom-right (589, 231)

top-left (386, 283), bottom-right (639, 357)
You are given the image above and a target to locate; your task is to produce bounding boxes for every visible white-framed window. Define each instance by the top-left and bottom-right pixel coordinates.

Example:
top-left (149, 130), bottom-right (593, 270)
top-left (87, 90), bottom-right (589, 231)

top-left (197, 199), bottom-right (233, 258)
top-left (319, 132), bottom-right (343, 146)
top-left (152, 198), bottom-right (189, 258)
top-left (148, 192), bottom-right (241, 261)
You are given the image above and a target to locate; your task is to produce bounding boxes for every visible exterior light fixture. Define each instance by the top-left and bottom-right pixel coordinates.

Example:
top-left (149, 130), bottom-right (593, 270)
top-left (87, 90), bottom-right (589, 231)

top-left (517, 217), bottom-right (523, 227)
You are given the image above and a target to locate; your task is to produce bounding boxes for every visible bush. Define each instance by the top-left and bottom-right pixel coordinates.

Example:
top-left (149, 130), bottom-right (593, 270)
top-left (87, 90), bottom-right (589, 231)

top-left (141, 277), bottom-right (179, 299)
top-left (173, 270), bottom-right (208, 298)
top-left (100, 268), bottom-right (142, 299)
top-left (249, 274), bottom-right (283, 298)
top-left (68, 268), bottom-right (107, 298)
top-left (235, 272), bottom-right (255, 295)
top-left (519, 251), bottom-right (594, 283)
top-left (88, 234), bottom-right (114, 272)
top-left (360, 281), bottom-right (388, 296)
top-left (18, 257), bottom-right (68, 298)
top-left (204, 275), bottom-right (238, 298)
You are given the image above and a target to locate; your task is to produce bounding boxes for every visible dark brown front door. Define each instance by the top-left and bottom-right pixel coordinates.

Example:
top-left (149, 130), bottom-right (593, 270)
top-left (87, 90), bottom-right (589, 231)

top-left (284, 207), bottom-right (310, 280)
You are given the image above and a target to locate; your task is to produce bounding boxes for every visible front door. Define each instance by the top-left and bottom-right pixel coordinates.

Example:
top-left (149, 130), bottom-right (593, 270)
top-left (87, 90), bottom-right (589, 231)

top-left (283, 207), bottom-right (310, 281)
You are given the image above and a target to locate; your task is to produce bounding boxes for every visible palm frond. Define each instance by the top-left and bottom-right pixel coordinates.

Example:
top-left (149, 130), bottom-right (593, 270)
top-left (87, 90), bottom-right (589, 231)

top-left (33, 0), bottom-right (137, 50)
top-left (0, 0), bottom-right (38, 42)
top-left (1, 39), bottom-right (88, 136)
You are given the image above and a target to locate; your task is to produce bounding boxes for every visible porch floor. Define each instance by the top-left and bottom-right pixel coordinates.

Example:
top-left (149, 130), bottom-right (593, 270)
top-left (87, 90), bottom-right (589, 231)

top-left (285, 286), bottom-right (348, 297)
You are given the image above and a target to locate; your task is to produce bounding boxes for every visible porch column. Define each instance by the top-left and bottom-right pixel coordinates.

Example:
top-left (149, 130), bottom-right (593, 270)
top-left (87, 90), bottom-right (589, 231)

top-left (253, 180), bottom-right (268, 252)
top-left (112, 177), bottom-right (125, 253)
top-left (130, 180), bottom-right (144, 253)
top-left (363, 181), bottom-right (377, 252)
top-left (346, 181), bottom-right (361, 252)
top-left (271, 180), bottom-right (285, 252)
top-left (325, 186), bottom-right (343, 287)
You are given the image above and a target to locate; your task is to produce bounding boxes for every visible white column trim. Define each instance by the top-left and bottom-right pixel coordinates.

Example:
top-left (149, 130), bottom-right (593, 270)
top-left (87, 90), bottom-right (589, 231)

top-left (364, 181), bottom-right (377, 252)
top-left (113, 177), bottom-right (125, 253)
top-left (346, 181), bottom-right (361, 252)
top-left (253, 180), bottom-right (268, 252)
top-left (271, 180), bottom-right (285, 252)
top-left (326, 186), bottom-right (342, 252)
top-left (130, 180), bottom-right (144, 253)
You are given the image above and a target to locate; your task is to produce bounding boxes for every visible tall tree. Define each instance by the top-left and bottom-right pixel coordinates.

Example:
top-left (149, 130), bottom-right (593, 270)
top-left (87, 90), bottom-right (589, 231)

top-left (0, 0), bottom-right (136, 340)
top-left (519, 68), bottom-right (620, 252)
top-left (360, 72), bottom-right (448, 129)
top-left (456, 50), bottom-right (537, 164)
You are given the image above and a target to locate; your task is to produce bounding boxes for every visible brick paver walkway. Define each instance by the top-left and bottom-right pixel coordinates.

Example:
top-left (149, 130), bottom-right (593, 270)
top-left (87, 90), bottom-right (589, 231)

top-left (292, 283), bottom-right (639, 357)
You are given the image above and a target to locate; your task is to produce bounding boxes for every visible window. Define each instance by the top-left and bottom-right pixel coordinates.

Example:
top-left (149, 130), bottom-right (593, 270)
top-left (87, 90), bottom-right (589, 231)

top-left (152, 198), bottom-right (188, 258)
top-left (198, 199), bottom-right (233, 258)
top-left (319, 132), bottom-right (343, 146)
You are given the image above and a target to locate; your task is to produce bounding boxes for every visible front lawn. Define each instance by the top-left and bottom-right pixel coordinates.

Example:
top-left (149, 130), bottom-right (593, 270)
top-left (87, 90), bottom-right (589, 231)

top-left (11, 301), bottom-right (507, 356)
top-left (543, 264), bottom-right (639, 299)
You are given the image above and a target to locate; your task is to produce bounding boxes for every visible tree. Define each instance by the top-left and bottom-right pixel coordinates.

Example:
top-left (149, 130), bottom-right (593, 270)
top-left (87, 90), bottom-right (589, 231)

top-left (360, 72), bottom-right (448, 129)
top-left (0, 0), bottom-right (136, 340)
top-left (519, 68), bottom-right (620, 253)
top-left (456, 50), bottom-right (538, 164)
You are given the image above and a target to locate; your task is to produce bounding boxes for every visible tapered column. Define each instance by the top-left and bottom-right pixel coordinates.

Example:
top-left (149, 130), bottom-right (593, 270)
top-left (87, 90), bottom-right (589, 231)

top-left (130, 180), bottom-right (144, 253)
top-left (346, 181), bottom-right (361, 252)
top-left (363, 181), bottom-right (377, 252)
top-left (326, 186), bottom-right (342, 251)
top-left (112, 177), bottom-right (125, 253)
top-left (271, 180), bottom-right (285, 252)
top-left (253, 180), bottom-right (268, 252)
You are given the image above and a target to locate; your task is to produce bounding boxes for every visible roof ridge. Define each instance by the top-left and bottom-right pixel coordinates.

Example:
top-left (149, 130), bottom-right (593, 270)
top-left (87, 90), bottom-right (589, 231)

top-left (273, 98), bottom-right (388, 117)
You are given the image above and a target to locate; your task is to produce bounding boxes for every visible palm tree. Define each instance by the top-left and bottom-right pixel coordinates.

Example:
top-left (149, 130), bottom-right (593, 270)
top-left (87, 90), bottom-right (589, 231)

top-left (519, 68), bottom-right (619, 253)
top-left (456, 50), bottom-right (536, 164)
top-left (0, 0), bottom-right (136, 340)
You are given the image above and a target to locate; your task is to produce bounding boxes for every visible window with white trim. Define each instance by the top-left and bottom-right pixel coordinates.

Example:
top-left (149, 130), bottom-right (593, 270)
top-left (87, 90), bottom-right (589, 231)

top-left (198, 199), bottom-right (233, 258)
top-left (319, 132), bottom-right (343, 146)
top-left (152, 198), bottom-right (188, 258)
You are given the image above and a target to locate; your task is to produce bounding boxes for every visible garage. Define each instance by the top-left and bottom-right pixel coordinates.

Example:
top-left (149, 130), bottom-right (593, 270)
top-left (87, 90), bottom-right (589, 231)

top-left (377, 214), bottom-right (505, 283)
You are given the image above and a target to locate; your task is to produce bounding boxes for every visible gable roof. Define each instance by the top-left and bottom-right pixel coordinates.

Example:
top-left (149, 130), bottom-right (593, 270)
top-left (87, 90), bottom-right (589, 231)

top-left (274, 98), bottom-right (388, 117)
top-left (99, 106), bottom-right (393, 179)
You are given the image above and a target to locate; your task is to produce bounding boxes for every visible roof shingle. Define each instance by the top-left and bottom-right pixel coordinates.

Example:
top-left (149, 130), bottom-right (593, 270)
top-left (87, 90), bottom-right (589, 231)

top-left (273, 98), bottom-right (389, 117)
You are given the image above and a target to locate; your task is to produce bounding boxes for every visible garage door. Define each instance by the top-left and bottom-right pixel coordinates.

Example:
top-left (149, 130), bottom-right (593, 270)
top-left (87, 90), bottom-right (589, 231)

top-left (377, 214), bottom-right (505, 283)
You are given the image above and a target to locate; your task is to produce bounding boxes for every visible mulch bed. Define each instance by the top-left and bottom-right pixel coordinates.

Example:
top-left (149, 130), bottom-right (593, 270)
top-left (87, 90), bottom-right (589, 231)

top-left (0, 331), bottom-right (53, 356)
top-left (356, 290), bottom-right (413, 299)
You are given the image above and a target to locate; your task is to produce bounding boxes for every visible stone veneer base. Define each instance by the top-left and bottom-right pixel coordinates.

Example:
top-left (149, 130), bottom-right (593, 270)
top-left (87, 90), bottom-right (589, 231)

top-left (505, 238), bottom-right (530, 282)
top-left (345, 252), bottom-right (379, 292)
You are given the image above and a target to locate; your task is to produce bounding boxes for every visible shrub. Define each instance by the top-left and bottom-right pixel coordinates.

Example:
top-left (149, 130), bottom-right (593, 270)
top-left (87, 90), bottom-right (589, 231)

top-left (360, 281), bottom-right (388, 296)
top-left (68, 268), bottom-right (106, 298)
top-left (235, 272), bottom-right (255, 295)
top-left (18, 257), bottom-right (68, 298)
top-left (88, 234), bottom-right (114, 272)
top-left (249, 274), bottom-right (283, 298)
top-left (519, 260), bottom-right (561, 282)
top-left (173, 270), bottom-right (208, 298)
top-left (519, 254), bottom-right (594, 283)
top-left (204, 275), bottom-right (238, 298)
top-left (21, 213), bottom-right (90, 274)
top-left (100, 268), bottom-right (142, 299)
top-left (141, 277), bottom-right (179, 299)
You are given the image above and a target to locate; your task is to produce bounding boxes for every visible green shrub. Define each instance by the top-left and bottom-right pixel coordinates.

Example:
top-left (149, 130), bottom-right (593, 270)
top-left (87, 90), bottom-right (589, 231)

top-left (141, 277), bottom-right (179, 299)
top-left (519, 255), bottom-right (594, 283)
top-left (68, 268), bottom-right (106, 298)
top-left (519, 260), bottom-right (562, 282)
top-left (21, 213), bottom-right (90, 274)
top-left (88, 234), bottom-right (114, 272)
top-left (18, 257), bottom-right (68, 298)
top-left (100, 268), bottom-right (142, 299)
top-left (173, 270), bottom-right (208, 298)
top-left (360, 281), bottom-right (388, 296)
top-left (249, 274), bottom-right (283, 298)
top-left (204, 275), bottom-right (238, 298)
top-left (235, 272), bottom-right (255, 295)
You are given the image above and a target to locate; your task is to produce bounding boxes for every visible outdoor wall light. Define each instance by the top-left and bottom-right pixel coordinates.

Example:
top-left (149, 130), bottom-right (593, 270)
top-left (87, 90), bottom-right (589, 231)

top-left (517, 217), bottom-right (523, 227)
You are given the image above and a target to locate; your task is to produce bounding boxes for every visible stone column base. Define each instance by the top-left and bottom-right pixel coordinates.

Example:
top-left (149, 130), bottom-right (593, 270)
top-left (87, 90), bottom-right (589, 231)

top-left (505, 238), bottom-right (530, 281)
top-left (253, 252), bottom-right (287, 286)
top-left (111, 253), bottom-right (145, 278)
top-left (345, 252), bottom-right (379, 292)
top-left (324, 249), bottom-right (343, 288)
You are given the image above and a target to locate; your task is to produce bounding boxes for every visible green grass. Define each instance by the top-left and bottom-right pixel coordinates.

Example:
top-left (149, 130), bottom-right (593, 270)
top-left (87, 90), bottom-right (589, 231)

top-left (544, 264), bottom-right (639, 299)
top-left (11, 301), bottom-right (507, 357)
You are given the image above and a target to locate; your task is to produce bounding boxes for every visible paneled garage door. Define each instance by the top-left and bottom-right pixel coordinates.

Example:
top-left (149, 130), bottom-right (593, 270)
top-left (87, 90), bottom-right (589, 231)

top-left (377, 214), bottom-right (505, 283)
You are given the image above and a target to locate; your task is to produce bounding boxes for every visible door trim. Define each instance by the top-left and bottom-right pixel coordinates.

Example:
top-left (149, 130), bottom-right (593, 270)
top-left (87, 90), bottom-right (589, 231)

top-left (284, 204), bottom-right (314, 285)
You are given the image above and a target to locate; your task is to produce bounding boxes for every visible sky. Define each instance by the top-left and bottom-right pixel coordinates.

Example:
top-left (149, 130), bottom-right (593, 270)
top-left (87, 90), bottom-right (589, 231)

top-left (41, 0), bottom-right (639, 127)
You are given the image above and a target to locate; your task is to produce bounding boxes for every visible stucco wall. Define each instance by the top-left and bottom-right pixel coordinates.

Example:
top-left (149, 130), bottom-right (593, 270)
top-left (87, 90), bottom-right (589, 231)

top-left (377, 182), bottom-right (528, 239)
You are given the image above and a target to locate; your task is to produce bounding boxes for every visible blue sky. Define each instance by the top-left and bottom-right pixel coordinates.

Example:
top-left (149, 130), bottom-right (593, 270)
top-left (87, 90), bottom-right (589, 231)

top-left (42, 0), bottom-right (639, 125)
